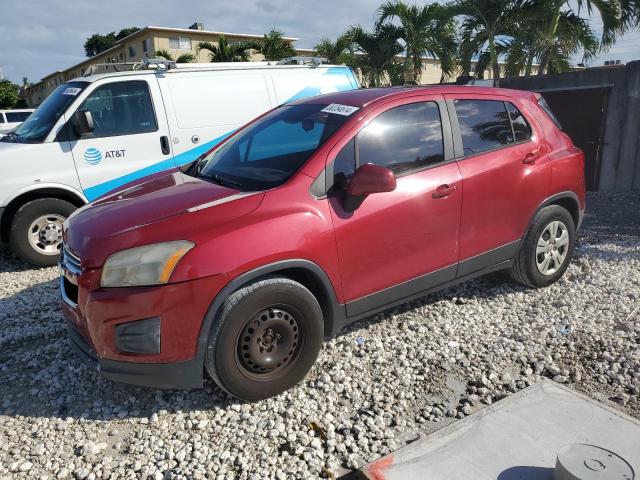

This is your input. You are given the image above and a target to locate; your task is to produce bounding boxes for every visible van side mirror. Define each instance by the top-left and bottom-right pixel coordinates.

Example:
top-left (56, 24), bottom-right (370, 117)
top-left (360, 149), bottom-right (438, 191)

top-left (347, 163), bottom-right (396, 197)
top-left (342, 163), bottom-right (396, 212)
top-left (72, 110), bottom-right (95, 137)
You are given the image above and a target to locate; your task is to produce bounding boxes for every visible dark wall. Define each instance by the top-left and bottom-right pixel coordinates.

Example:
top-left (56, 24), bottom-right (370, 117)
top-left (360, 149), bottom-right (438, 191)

top-left (501, 61), bottom-right (640, 192)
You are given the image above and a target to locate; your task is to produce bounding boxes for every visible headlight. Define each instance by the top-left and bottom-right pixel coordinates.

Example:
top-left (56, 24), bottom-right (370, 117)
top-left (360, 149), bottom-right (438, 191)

top-left (101, 241), bottom-right (194, 287)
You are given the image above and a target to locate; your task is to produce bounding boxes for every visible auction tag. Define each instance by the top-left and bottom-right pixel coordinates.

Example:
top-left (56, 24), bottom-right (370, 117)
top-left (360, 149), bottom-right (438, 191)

top-left (62, 87), bottom-right (82, 96)
top-left (321, 103), bottom-right (360, 116)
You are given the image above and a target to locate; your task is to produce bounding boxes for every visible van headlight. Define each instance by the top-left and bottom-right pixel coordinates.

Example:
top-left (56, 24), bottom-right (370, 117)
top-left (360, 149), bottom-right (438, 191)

top-left (101, 241), bottom-right (194, 287)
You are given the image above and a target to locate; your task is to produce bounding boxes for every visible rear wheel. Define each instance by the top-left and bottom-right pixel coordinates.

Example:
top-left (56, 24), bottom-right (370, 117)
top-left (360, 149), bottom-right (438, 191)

top-left (205, 278), bottom-right (324, 401)
top-left (9, 198), bottom-right (76, 267)
top-left (510, 205), bottom-right (575, 288)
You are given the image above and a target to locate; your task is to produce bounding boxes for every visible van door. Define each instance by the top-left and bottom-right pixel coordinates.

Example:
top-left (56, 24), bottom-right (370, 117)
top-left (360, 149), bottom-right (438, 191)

top-left (67, 77), bottom-right (173, 201)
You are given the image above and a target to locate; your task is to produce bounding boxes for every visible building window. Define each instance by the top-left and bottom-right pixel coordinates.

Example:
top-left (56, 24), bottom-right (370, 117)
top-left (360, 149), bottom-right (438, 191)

top-left (169, 36), bottom-right (191, 50)
top-left (143, 38), bottom-right (150, 53)
top-left (128, 46), bottom-right (137, 58)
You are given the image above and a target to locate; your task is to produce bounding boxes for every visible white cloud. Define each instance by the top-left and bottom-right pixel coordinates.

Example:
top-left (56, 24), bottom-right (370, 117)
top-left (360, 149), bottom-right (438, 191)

top-left (0, 0), bottom-right (637, 84)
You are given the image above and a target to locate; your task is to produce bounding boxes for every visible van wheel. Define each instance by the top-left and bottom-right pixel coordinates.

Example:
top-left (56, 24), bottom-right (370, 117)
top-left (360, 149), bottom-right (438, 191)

top-left (205, 278), bottom-right (324, 401)
top-left (510, 205), bottom-right (575, 288)
top-left (9, 198), bottom-right (76, 267)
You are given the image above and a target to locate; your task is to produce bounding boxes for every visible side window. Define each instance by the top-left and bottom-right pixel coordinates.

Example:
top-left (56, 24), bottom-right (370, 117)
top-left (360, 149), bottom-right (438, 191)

top-left (330, 138), bottom-right (356, 191)
top-left (77, 81), bottom-right (157, 138)
top-left (454, 99), bottom-right (513, 155)
top-left (0, 114), bottom-right (5, 124)
top-left (357, 102), bottom-right (444, 175)
top-left (506, 102), bottom-right (532, 142)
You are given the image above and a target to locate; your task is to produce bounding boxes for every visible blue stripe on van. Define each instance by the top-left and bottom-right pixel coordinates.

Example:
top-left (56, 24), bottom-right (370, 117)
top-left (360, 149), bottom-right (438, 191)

top-left (83, 67), bottom-right (358, 202)
top-left (83, 131), bottom-right (233, 201)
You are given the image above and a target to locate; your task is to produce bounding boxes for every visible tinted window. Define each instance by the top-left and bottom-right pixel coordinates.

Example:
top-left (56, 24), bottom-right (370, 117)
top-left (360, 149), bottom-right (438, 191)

top-left (331, 138), bottom-right (356, 191)
top-left (78, 81), bottom-right (157, 138)
top-left (537, 97), bottom-right (562, 129)
top-left (506, 102), bottom-right (532, 142)
top-left (454, 100), bottom-right (513, 155)
top-left (6, 112), bottom-right (31, 122)
top-left (0, 114), bottom-right (5, 124)
top-left (198, 104), bottom-right (350, 191)
top-left (358, 102), bottom-right (444, 175)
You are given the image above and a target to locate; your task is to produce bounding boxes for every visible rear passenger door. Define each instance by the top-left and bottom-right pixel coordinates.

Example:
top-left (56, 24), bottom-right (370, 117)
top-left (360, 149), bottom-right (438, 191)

top-left (446, 94), bottom-right (551, 274)
top-left (327, 97), bottom-right (462, 317)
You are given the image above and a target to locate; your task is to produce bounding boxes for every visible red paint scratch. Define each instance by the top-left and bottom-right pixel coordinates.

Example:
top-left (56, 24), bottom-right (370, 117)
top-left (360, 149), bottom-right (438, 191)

top-left (364, 454), bottom-right (394, 480)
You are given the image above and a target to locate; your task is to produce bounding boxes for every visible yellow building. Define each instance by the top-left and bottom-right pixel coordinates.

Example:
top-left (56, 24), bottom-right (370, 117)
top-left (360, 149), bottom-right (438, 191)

top-left (24, 23), bottom-right (538, 107)
top-left (24, 24), bottom-right (297, 107)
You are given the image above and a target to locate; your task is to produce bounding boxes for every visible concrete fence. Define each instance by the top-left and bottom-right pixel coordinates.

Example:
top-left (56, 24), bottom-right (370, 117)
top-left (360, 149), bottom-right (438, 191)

top-left (501, 61), bottom-right (640, 192)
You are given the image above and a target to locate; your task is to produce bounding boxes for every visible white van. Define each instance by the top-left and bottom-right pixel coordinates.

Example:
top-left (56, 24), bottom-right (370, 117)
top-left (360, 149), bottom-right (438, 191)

top-left (0, 60), bottom-right (359, 266)
top-left (0, 109), bottom-right (34, 135)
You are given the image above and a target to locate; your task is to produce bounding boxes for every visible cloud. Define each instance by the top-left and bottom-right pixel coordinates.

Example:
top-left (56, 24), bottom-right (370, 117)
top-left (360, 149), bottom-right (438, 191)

top-left (0, 0), bottom-right (381, 84)
top-left (0, 0), bottom-right (637, 84)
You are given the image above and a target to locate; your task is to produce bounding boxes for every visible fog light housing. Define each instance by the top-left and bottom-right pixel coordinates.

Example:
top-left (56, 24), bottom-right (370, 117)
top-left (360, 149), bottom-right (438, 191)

top-left (115, 317), bottom-right (161, 354)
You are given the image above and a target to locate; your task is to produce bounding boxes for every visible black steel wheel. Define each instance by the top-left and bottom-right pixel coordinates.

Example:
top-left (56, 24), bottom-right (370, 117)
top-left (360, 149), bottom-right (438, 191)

top-left (205, 278), bottom-right (324, 401)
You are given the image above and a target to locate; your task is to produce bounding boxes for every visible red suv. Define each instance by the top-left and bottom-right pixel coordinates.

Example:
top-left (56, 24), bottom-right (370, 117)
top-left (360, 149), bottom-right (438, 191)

top-left (60, 86), bottom-right (585, 400)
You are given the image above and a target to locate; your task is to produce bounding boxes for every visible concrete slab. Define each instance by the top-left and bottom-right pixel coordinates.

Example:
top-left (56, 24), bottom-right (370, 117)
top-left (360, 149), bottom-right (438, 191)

top-left (357, 380), bottom-right (640, 480)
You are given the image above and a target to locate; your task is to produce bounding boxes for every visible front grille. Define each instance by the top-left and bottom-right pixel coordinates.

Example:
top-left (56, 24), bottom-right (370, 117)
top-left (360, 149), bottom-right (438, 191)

top-left (61, 242), bottom-right (82, 275)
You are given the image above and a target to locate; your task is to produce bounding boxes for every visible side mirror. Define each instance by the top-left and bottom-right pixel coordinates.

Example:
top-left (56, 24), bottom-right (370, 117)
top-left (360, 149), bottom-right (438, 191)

top-left (347, 163), bottom-right (396, 197)
top-left (72, 110), bottom-right (95, 137)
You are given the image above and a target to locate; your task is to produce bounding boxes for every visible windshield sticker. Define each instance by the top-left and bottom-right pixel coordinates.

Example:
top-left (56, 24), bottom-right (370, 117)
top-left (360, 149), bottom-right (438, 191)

top-left (62, 87), bottom-right (82, 96)
top-left (321, 104), bottom-right (360, 116)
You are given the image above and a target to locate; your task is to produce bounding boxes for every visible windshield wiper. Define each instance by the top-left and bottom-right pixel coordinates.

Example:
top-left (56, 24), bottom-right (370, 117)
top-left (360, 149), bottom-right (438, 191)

top-left (201, 172), bottom-right (244, 190)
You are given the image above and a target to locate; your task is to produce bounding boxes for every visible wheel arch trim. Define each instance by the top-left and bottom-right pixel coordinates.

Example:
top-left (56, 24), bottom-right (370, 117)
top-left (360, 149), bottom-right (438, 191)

top-left (193, 259), bottom-right (346, 371)
top-left (524, 191), bottom-right (582, 239)
top-left (0, 184), bottom-right (87, 241)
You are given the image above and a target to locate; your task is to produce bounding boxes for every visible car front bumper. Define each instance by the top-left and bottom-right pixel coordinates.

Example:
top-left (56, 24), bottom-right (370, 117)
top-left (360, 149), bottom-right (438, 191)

top-left (60, 270), bottom-right (227, 389)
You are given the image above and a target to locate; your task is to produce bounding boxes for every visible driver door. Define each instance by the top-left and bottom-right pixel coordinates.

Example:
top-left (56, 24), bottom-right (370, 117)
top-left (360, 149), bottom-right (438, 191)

top-left (327, 97), bottom-right (463, 317)
top-left (67, 77), bottom-right (173, 201)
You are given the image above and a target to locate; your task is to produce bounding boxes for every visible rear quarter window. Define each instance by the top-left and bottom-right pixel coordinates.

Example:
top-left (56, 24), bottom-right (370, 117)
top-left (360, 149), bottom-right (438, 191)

top-left (537, 97), bottom-right (562, 129)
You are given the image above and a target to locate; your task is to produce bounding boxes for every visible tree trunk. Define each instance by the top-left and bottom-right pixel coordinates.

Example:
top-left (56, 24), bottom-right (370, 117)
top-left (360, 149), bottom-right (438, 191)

top-left (525, 52), bottom-right (535, 76)
top-left (538, 1), bottom-right (563, 76)
top-left (489, 37), bottom-right (500, 87)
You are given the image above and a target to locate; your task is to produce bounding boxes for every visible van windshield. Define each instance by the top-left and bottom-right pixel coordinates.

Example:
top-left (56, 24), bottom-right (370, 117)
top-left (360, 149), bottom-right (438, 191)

top-left (3, 82), bottom-right (89, 143)
top-left (196, 104), bottom-right (351, 191)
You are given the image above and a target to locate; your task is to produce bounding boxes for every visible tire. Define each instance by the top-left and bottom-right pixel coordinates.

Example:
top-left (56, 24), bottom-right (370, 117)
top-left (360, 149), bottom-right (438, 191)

top-left (205, 277), bottom-right (324, 401)
top-left (510, 205), bottom-right (576, 288)
top-left (9, 198), bottom-right (76, 267)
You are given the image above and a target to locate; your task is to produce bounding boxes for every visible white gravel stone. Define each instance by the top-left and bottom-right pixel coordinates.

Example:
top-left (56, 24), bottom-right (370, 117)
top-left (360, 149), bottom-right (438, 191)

top-left (0, 192), bottom-right (638, 478)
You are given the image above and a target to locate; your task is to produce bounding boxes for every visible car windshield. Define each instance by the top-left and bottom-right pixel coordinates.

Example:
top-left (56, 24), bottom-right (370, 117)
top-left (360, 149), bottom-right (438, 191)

top-left (3, 81), bottom-right (89, 143)
top-left (196, 104), bottom-right (352, 191)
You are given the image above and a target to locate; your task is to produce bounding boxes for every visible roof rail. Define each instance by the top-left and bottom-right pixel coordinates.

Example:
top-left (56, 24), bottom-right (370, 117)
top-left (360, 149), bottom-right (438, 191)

top-left (140, 58), bottom-right (177, 70)
top-left (84, 62), bottom-right (140, 76)
top-left (276, 56), bottom-right (328, 67)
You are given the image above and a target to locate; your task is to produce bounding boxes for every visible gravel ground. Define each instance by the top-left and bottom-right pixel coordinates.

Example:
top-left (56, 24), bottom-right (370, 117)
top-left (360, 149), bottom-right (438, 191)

top-left (0, 191), bottom-right (639, 479)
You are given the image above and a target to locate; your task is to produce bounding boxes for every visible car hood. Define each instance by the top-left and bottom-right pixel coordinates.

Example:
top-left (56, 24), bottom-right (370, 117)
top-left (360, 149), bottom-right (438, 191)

top-left (65, 169), bottom-right (264, 268)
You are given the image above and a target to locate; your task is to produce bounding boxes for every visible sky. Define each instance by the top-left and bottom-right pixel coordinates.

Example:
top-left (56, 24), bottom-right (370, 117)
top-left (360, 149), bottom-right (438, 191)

top-left (0, 0), bottom-right (639, 85)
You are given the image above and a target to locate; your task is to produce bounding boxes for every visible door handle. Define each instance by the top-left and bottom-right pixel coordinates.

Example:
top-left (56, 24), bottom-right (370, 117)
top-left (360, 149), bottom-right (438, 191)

top-left (160, 136), bottom-right (171, 155)
top-left (522, 152), bottom-right (539, 164)
top-left (432, 184), bottom-right (456, 199)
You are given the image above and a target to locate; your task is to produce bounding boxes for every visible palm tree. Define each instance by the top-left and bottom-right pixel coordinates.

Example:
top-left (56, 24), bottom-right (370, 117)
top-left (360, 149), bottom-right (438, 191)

top-left (500, 4), bottom-right (599, 76)
top-left (256, 29), bottom-right (297, 61)
top-left (314, 34), bottom-right (356, 66)
top-left (153, 49), bottom-right (195, 63)
top-left (538, 0), bottom-right (628, 75)
top-left (449, 0), bottom-right (526, 85)
top-left (377, 1), bottom-right (458, 84)
top-left (348, 24), bottom-right (404, 87)
top-left (196, 35), bottom-right (255, 62)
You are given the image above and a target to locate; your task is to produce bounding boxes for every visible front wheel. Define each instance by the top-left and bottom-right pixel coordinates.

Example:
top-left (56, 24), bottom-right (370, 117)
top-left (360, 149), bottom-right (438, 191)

top-left (205, 278), bottom-right (324, 401)
top-left (8, 198), bottom-right (76, 267)
top-left (510, 205), bottom-right (576, 288)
